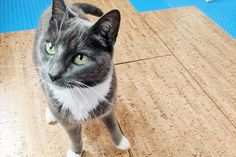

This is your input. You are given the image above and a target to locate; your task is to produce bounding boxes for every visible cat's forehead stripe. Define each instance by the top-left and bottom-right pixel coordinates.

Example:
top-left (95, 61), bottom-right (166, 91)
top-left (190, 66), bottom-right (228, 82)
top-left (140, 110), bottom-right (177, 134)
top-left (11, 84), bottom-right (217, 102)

top-left (58, 45), bottom-right (64, 54)
top-left (71, 18), bottom-right (94, 27)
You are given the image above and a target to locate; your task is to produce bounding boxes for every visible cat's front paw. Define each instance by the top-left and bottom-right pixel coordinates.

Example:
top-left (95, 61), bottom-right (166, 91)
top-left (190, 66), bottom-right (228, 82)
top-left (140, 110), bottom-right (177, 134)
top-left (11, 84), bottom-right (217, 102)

top-left (67, 148), bottom-right (82, 157)
top-left (116, 136), bottom-right (131, 150)
top-left (45, 107), bottom-right (57, 124)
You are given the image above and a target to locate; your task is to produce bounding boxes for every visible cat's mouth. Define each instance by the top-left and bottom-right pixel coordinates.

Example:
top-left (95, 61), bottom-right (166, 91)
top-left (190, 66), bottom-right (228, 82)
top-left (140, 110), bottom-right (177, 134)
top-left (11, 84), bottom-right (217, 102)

top-left (45, 74), bottom-right (73, 88)
top-left (45, 77), bottom-right (70, 89)
top-left (64, 80), bottom-right (96, 89)
top-left (46, 76), bottom-right (96, 89)
top-left (50, 80), bottom-right (86, 89)
top-left (48, 81), bottom-right (67, 88)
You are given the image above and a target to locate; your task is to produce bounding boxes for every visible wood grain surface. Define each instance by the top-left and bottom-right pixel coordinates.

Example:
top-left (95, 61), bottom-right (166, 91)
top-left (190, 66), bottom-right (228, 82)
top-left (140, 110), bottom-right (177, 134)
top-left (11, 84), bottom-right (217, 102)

top-left (0, 0), bottom-right (236, 157)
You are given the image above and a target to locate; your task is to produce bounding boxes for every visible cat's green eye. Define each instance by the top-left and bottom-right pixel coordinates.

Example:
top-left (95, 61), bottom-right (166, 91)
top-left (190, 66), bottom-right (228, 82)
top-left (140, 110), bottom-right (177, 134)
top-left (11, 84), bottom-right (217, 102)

top-left (45, 42), bottom-right (55, 55)
top-left (74, 54), bottom-right (88, 65)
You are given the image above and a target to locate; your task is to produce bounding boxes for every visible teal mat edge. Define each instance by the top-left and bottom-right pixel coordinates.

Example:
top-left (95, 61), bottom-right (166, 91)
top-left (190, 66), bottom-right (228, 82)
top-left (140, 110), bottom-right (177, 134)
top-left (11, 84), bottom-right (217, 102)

top-left (129, 0), bottom-right (236, 39)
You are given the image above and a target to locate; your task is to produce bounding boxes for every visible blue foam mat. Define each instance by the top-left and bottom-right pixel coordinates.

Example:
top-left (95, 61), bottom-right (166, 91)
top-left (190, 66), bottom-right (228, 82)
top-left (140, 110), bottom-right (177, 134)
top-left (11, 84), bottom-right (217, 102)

top-left (130, 0), bottom-right (236, 39)
top-left (0, 0), bottom-right (51, 33)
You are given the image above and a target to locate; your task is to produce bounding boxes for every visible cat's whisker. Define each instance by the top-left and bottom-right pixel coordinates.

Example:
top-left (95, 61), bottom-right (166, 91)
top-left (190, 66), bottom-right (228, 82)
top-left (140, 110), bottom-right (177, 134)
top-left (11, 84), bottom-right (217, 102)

top-left (67, 88), bottom-right (79, 121)
top-left (23, 70), bottom-right (40, 75)
top-left (32, 79), bottom-right (44, 94)
top-left (24, 76), bottom-right (41, 89)
top-left (23, 64), bottom-right (39, 68)
top-left (6, 76), bottom-right (44, 107)
top-left (21, 79), bottom-right (41, 95)
top-left (67, 88), bottom-right (84, 138)
top-left (23, 74), bottom-right (38, 78)
top-left (73, 87), bottom-right (104, 147)
top-left (23, 67), bottom-right (42, 76)
top-left (75, 87), bottom-right (100, 121)
top-left (75, 81), bottom-right (120, 110)
top-left (60, 108), bottom-right (67, 124)
top-left (38, 79), bottom-right (44, 87)
top-left (57, 85), bottom-right (70, 122)
top-left (58, 102), bottom-right (66, 122)
top-left (29, 75), bottom-right (42, 82)
top-left (23, 65), bottom-right (41, 70)
top-left (69, 87), bottom-right (93, 121)
top-left (23, 71), bottom-right (38, 76)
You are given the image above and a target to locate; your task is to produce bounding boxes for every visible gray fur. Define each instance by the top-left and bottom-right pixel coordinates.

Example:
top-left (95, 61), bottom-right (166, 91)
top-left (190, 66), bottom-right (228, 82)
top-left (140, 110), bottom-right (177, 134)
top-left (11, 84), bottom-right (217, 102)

top-left (33, 0), bottom-right (126, 155)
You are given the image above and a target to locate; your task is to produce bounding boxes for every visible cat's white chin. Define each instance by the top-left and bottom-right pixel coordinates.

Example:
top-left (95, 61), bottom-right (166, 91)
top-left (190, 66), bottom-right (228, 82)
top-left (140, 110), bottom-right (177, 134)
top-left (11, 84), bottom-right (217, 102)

top-left (67, 148), bottom-right (82, 157)
top-left (47, 69), bottom-right (113, 122)
top-left (116, 136), bottom-right (131, 150)
top-left (45, 107), bottom-right (57, 124)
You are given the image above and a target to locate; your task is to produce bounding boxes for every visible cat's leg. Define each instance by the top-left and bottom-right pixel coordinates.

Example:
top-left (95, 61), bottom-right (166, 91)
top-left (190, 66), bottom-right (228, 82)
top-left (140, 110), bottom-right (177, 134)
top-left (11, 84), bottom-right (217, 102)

top-left (45, 107), bottom-right (57, 124)
top-left (64, 125), bottom-right (83, 157)
top-left (102, 111), bottom-right (131, 150)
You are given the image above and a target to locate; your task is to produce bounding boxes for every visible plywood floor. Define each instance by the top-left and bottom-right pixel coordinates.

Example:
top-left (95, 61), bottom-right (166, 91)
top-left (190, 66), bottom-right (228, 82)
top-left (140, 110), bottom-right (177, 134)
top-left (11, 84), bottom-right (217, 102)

top-left (1, 0), bottom-right (236, 157)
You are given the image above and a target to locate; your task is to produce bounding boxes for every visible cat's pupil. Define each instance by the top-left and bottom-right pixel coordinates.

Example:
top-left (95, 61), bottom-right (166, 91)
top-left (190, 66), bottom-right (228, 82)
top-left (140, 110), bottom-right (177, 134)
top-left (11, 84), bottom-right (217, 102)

top-left (79, 55), bottom-right (84, 60)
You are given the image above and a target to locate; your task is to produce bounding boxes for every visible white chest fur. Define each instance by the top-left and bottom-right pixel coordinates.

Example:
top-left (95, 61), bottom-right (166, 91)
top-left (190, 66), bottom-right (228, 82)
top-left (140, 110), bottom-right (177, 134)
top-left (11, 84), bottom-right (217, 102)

top-left (48, 71), bottom-right (113, 121)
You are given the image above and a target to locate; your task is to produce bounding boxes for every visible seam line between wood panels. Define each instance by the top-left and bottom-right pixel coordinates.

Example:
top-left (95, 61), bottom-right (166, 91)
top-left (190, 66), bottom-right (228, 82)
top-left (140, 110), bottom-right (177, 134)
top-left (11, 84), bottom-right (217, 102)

top-left (138, 15), bottom-right (236, 130)
top-left (116, 120), bottom-right (134, 157)
top-left (115, 54), bottom-right (172, 66)
top-left (114, 2), bottom-right (150, 156)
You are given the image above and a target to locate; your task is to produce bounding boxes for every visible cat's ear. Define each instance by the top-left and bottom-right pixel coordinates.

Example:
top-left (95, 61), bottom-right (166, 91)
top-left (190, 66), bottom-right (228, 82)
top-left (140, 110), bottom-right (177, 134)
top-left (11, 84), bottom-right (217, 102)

top-left (90, 10), bottom-right (121, 46)
top-left (51, 0), bottom-right (74, 24)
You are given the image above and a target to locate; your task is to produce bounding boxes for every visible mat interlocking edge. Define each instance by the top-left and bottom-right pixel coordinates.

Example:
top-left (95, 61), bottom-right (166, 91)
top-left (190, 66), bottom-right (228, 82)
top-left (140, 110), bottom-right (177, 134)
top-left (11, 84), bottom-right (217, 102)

top-left (1, 0), bottom-right (236, 156)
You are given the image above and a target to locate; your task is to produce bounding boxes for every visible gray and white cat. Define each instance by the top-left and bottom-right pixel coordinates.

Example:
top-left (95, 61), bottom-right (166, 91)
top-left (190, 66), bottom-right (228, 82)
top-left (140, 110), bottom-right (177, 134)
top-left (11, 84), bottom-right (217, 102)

top-left (33, 0), bottom-right (130, 156)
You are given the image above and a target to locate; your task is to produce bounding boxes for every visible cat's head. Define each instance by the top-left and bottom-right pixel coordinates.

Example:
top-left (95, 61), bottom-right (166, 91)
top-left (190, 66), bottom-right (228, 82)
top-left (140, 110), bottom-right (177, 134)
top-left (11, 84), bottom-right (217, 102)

top-left (38, 0), bottom-right (120, 88)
